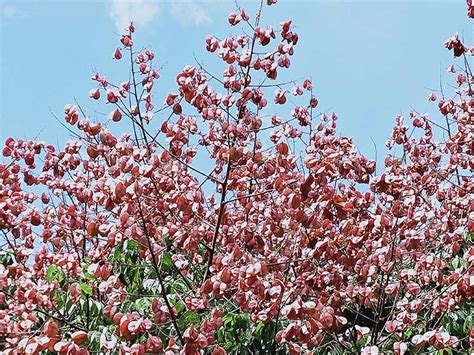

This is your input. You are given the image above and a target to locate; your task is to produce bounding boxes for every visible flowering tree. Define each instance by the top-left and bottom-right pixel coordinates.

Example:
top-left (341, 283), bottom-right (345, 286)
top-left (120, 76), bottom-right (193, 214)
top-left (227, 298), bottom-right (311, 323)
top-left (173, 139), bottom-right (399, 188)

top-left (0, 0), bottom-right (473, 354)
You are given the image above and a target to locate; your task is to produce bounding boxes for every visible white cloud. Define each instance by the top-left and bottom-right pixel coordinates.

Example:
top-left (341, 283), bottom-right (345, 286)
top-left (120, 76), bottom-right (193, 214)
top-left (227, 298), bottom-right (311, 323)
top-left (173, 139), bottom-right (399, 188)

top-left (108, 0), bottom-right (211, 32)
top-left (3, 4), bottom-right (17, 18)
top-left (170, 1), bottom-right (211, 26)
top-left (109, 0), bottom-right (160, 32)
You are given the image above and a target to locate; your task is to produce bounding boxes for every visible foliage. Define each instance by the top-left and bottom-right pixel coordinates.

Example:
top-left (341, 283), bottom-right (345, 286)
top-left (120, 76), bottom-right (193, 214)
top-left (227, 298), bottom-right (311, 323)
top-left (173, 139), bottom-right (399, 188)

top-left (0, 0), bottom-right (473, 354)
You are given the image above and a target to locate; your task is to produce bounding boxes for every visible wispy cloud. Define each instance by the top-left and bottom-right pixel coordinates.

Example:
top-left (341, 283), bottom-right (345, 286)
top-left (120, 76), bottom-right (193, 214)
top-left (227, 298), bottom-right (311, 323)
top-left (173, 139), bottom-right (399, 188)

top-left (109, 0), bottom-right (160, 32)
top-left (3, 4), bottom-right (17, 18)
top-left (109, 0), bottom-right (211, 32)
top-left (170, 1), bottom-right (211, 26)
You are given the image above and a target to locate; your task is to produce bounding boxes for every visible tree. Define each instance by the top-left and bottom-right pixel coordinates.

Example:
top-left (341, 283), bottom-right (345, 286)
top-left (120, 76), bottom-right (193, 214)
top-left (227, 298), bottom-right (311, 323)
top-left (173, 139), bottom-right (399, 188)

top-left (0, 0), bottom-right (473, 354)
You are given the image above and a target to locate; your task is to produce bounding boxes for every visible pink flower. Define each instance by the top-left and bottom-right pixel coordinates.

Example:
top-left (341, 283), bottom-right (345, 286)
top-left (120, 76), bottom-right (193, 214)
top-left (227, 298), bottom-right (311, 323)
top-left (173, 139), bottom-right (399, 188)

top-left (109, 109), bottom-right (122, 122)
top-left (303, 79), bottom-right (313, 90)
top-left (145, 50), bottom-right (155, 60)
top-left (89, 88), bottom-right (100, 100)
top-left (468, 0), bottom-right (474, 18)
top-left (120, 80), bottom-right (130, 92)
top-left (205, 35), bottom-right (219, 52)
top-left (274, 89), bottom-right (287, 104)
top-left (166, 92), bottom-right (178, 106)
top-left (64, 104), bottom-right (79, 125)
top-left (228, 12), bottom-right (242, 26)
top-left (113, 48), bottom-right (122, 60)
top-left (107, 90), bottom-right (119, 103)
top-left (444, 33), bottom-right (466, 57)
top-left (121, 35), bottom-right (133, 47)
top-left (139, 63), bottom-right (150, 74)
top-left (309, 97), bottom-right (318, 108)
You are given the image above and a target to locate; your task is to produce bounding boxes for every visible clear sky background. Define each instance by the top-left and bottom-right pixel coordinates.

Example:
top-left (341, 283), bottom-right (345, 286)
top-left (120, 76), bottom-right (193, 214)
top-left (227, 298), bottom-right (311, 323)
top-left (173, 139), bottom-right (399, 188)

top-left (0, 0), bottom-right (472, 161)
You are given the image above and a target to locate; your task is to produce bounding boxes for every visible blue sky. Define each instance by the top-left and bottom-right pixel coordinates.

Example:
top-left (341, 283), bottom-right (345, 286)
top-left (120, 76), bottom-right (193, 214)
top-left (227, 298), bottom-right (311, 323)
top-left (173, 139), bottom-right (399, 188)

top-left (0, 0), bottom-right (472, 161)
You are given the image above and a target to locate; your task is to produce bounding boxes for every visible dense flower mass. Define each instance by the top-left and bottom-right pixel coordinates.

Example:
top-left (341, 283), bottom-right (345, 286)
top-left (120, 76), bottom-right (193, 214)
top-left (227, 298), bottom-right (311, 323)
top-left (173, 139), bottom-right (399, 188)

top-left (0, 1), bottom-right (473, 354)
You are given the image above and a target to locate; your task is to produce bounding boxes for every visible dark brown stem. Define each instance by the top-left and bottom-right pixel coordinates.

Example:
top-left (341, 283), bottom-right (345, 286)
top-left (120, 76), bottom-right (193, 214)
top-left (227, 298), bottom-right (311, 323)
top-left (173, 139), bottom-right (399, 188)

top-left (135, 195), bottom-right (184, 344)
top-left (202, 0), bottom-right (263, 283)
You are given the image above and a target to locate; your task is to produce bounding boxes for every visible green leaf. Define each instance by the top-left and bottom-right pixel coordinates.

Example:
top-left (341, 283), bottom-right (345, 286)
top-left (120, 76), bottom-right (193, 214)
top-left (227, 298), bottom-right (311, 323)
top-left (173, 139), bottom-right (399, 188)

top-left (223, 314), bottom-right (234, 326)
top-left (178, 311), bottom-right (201, 329)
top-left (80, 283), bottom-right (93, 296)
top-left (45, 264), bottom-right (65, 284)
top-left (45, 265), bottom-right (58, 282)
top-left (177, 303), bottom-right (186, 314)
top-left (0, 250), bottom-right (13, 266)
top-left (162, 251), bottom-right (172, 269)
top-left (254, 321), bottom-right (265, 334)
top-left (134, 298), bottom-right (150, 312)
top-left (113, 244), bottom-right (123, 261)
top-left (125, 240), bottom-right (138, 251)
top-left (82, 272), bottom-right (97, 281)
top-left (463, 314), bottom-right (473, 333)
